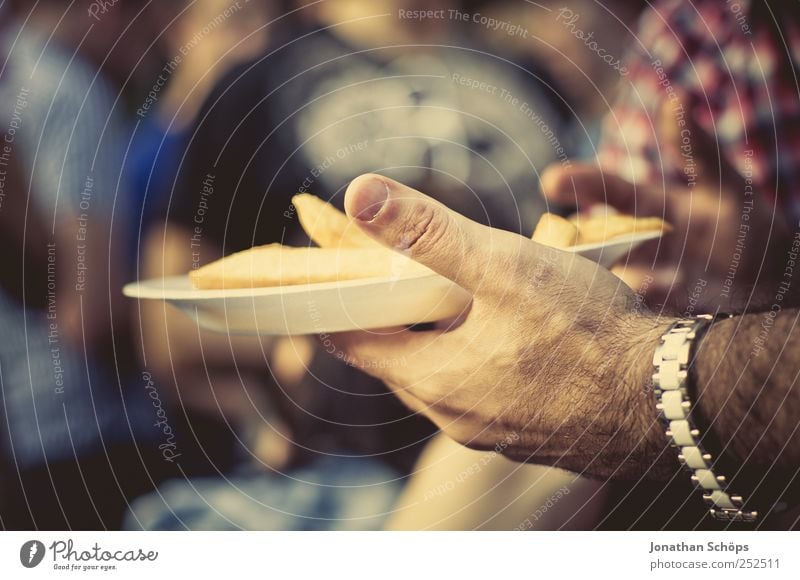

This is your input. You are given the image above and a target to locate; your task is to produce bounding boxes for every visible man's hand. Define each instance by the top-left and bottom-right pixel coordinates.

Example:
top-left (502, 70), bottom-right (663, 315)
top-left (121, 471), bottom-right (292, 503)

top-left (334, 174), bottom-right (676, 480)
top-left (540, 161), bottom-right (783, 311)
top-left (540, 103), bottom-right (792, 311)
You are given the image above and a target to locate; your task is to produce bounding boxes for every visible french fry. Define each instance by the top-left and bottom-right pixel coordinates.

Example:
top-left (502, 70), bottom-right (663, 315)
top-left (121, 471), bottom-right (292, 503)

top-left (292, 193), bottom-right (380, 249)
top-left (189, 244), bottom-right (428, 289)
top-left (531, 212), bottom-right (579, 248)
top-left (570, 214), bottom-right (671, 245)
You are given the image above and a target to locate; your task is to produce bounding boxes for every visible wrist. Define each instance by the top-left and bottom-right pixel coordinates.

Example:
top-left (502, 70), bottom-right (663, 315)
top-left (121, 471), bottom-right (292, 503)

top-left (688, 316), bottom-right (736, 453)
top-left (616, 313), bottom-right (679, 478)
top-left (688, 316), bottom-right (764, 491)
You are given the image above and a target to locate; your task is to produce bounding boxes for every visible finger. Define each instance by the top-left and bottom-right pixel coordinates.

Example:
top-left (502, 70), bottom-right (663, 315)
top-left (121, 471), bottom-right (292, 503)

top-left (334, 327), bottom-right (446, 385)
top-left (540, 162), bottom-right (643, 214)
top-left (344, 173), bottom-right (527, 296)
top-left (656, 90), bottom-right (722, 188)
top-left (387, 380), bottom-right (430, 415)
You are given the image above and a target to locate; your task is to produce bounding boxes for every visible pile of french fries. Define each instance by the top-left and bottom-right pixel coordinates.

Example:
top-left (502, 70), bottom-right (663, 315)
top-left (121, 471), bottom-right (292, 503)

top-left (189, 194), bottom-right (670, 290)
top-left (189, 194), bottom-right (429, 289)
top-left (531, 210), bottom-right (670, 248)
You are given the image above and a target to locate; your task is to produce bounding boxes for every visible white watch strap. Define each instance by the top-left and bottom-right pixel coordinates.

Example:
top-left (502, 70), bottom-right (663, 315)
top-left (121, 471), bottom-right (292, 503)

top-left (652, 315), bottom-right (758, 523)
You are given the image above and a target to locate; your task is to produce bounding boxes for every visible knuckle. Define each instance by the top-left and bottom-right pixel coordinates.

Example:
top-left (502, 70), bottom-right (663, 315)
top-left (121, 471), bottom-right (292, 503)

top-left (396, 203), bottom-right (451, 258)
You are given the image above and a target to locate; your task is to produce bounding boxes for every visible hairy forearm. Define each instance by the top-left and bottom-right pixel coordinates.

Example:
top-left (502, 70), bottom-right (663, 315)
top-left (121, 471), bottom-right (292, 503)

top-left (693, 310), bottom-right (800, 475)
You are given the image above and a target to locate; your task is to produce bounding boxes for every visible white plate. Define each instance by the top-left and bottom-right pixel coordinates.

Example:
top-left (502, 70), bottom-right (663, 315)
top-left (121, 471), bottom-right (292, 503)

top-left (124, 271), bottom-right (473, 335)
top-left (568, 230), bottom-right (663, 267)
top-left (123, 231), bottom-right (661, 335)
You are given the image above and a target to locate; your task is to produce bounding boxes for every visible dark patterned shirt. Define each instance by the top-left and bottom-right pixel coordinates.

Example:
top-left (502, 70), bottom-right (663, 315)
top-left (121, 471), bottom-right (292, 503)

top-left (599, 0), bottom-right (800, 225)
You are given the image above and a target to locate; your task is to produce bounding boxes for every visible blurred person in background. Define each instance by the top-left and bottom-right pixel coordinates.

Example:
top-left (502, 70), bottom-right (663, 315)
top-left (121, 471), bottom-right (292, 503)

top-left (475, 0), bottom-right (648, 155)
top-left (544, 0), bottom-right (799, 309)
top-left (131, 0), bottom-right (599, 530)
top-left (0, 0), bottom-right (184, 529)
top-left (125, 0), bottom-right (275, 231)
top-left (125, 0), bottom-right (285, 472)
top-left (540, 0), bottom-right (800, 528)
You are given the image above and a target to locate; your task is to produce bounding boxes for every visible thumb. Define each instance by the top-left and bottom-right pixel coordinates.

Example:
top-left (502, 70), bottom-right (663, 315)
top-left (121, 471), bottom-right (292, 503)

top-left (344, 173), bottom-right (521, 296)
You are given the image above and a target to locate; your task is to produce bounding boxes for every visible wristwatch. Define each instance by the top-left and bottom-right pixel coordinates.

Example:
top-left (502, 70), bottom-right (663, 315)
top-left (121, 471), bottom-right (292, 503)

top-left (652, 314), bottom-right (758, 523)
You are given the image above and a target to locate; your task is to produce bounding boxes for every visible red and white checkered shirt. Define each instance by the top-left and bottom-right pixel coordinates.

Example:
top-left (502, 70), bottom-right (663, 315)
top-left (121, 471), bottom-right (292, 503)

top-left (598, 0), bottom-right (800, 226)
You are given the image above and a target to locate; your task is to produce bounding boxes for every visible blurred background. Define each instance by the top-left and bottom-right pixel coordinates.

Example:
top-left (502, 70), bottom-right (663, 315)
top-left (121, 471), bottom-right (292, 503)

top-left (0, 0), bottom-right (649, 530)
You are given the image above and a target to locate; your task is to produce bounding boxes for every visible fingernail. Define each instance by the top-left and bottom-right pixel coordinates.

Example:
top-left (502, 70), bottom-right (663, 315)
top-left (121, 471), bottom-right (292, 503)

top-left (351, 176), bottom-right (389, 221)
